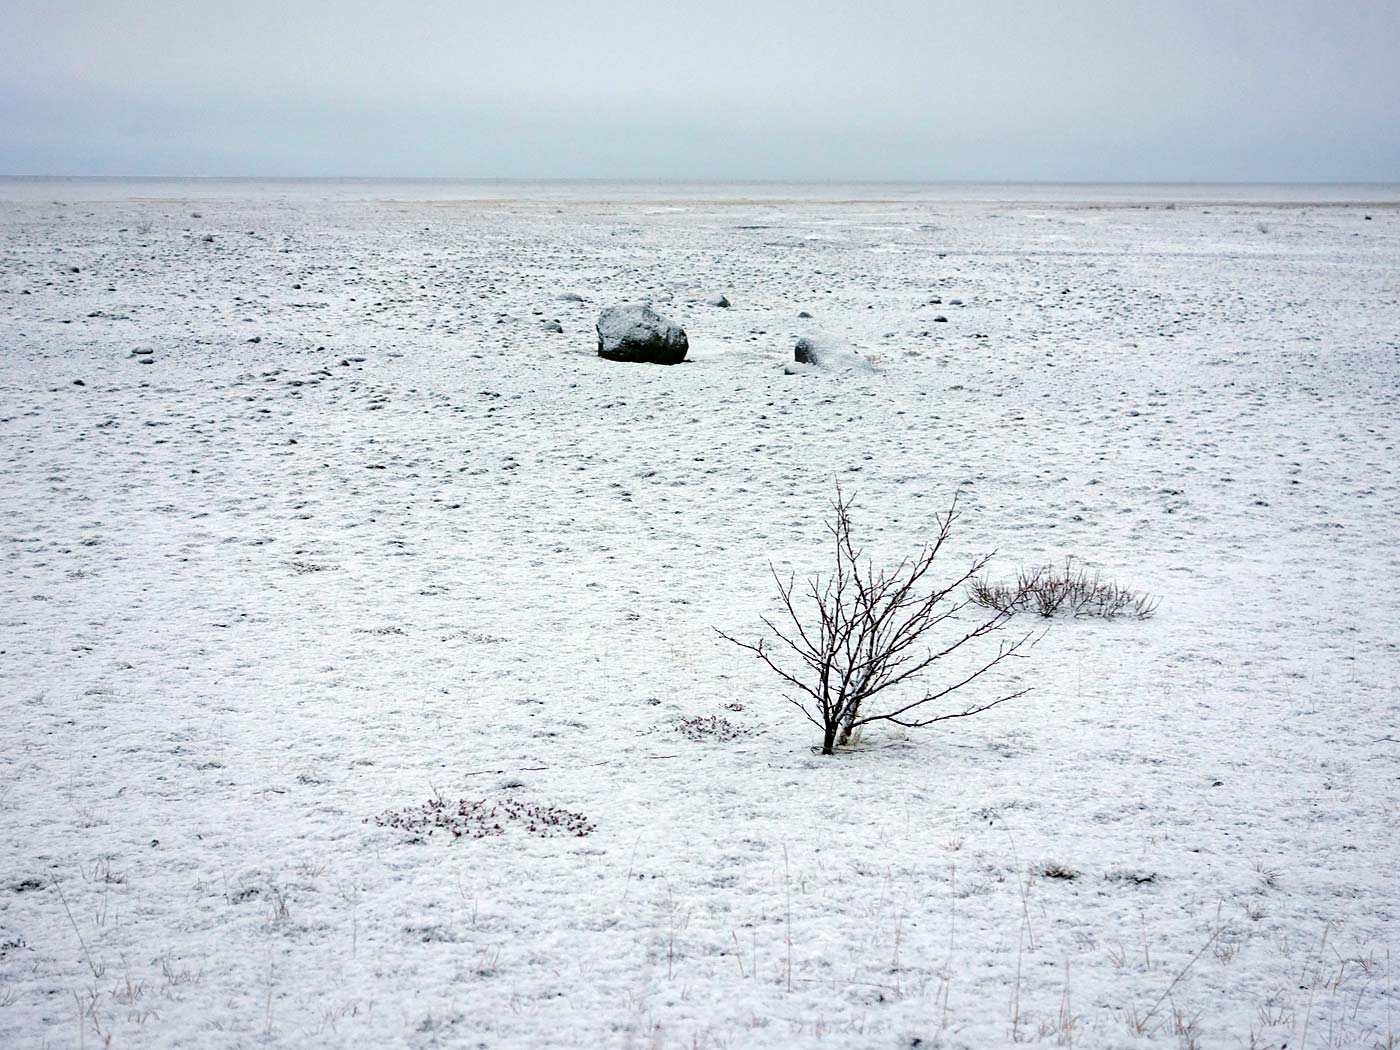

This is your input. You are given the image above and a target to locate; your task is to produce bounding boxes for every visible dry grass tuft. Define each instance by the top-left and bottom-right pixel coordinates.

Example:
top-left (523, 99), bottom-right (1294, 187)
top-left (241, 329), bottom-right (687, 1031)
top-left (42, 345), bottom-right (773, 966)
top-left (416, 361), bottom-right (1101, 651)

top-left (369, 797), bottom-right (595, 839)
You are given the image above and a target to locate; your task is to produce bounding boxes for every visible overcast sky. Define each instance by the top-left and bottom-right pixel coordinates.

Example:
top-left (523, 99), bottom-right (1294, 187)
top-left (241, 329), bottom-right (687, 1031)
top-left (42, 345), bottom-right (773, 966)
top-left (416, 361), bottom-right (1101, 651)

top-left (2, 0), bottom-right (1397, 181)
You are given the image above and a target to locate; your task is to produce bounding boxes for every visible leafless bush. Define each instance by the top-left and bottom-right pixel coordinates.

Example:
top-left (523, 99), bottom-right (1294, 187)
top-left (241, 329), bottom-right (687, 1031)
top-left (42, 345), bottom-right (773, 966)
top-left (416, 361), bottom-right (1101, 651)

top-left (969, 558), bottom-right (1158, 619)
top-left (717, 489), bottom-right (1032, 755)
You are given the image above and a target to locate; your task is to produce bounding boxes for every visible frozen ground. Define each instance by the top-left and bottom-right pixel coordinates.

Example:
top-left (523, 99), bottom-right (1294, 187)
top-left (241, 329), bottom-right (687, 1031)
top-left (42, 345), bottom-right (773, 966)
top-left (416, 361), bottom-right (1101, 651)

top-left (1, 183), bottom-right (1397, 1049)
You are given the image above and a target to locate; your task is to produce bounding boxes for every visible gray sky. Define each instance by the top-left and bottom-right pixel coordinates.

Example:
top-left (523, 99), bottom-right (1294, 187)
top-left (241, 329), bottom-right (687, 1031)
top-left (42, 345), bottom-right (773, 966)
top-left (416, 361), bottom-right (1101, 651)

top-left (3, 0), bottom-right (1397, 180)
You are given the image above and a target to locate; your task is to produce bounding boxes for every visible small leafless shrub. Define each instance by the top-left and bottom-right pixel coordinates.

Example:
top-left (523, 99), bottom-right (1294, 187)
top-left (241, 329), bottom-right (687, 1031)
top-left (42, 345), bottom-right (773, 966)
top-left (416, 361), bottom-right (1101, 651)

top-left (1035, 861), bottom-right (1080, 881)
top-left (969, 558), bottom-right (1158, 619)
top-left (677, 715), bottom-right (744, 741)
top-left (369, 798), bottom-right (594, 839)
top-left (717, 489), bottom-right (1032, 755)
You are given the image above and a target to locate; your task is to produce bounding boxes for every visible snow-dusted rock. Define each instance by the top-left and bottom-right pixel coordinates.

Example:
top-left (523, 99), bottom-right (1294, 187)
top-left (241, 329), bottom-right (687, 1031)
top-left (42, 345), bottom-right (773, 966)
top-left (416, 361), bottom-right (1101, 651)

top-left (793, 335), bottom-right (875, 373)
top-left (595, 303), bottom-right (688, 365)
top-left (705, 294), bottom-right (730, 308)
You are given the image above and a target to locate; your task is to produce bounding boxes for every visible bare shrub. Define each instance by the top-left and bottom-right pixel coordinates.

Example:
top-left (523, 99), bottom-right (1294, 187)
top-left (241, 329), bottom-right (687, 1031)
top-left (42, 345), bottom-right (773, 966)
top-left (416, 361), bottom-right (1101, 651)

top-left (716, 489), bottom-right (1032, 755)
top-left (969, 558), bottom-right (1158, 619)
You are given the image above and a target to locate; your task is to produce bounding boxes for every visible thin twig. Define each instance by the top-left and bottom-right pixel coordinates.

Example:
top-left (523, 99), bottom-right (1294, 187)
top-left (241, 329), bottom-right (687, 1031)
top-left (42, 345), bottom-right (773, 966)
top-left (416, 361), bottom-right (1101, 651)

top-left (52, 878), bottom-right (102, 978)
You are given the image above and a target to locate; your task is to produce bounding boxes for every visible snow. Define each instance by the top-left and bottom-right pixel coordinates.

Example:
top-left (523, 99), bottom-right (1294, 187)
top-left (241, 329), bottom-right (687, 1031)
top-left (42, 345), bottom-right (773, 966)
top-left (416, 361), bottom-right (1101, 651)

top-left (1, 181), bottom-right (1397, 1049)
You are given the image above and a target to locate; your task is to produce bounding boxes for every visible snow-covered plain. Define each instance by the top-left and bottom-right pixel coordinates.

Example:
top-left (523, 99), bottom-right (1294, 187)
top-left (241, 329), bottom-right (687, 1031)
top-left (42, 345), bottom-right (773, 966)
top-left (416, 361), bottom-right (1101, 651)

top-left (1, 181), bottom-right (1397, 1049)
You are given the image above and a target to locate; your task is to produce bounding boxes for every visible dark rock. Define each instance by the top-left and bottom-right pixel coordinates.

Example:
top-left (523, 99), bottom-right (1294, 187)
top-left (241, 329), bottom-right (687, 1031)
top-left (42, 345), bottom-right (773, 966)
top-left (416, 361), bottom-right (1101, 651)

top-left (793, 336), bottom-right (875, 373)
top-left (797, 310), bottom-right (813, 318)
top-left (596, 303), bottom-right (688, 365)
top-left (706, 294), bottom-right (730, 308)
top-left (934, 315), bottom-right (948, 322)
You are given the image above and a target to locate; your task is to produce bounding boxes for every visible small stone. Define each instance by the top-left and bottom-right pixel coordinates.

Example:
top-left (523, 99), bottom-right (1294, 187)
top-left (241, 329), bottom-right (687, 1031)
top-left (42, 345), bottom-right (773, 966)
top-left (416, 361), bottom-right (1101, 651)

top-left (797, 310), bottom-right (813, 318)
top-left (542, 320), bottom-right (563, 333)
top-left (793, 336), bottom-right (875, 373)
top-left (934, 315), bottom-right (948, 322)
top-left (73, 379), bottom-right (85, 386)
top-left (706, 294), bottom-right (730, 308)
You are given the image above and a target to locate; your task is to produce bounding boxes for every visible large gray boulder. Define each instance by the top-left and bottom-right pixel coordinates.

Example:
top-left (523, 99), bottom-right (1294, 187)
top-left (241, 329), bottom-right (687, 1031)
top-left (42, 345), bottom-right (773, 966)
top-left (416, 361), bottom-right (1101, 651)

top-left (596, 303), bottom-right (688, 365)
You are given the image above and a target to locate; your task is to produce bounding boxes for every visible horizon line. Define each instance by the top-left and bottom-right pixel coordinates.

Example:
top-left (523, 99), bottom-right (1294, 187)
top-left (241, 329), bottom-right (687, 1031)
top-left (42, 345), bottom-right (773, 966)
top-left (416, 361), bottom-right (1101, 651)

top-left (4, 174), bottom-right (1399, 187)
